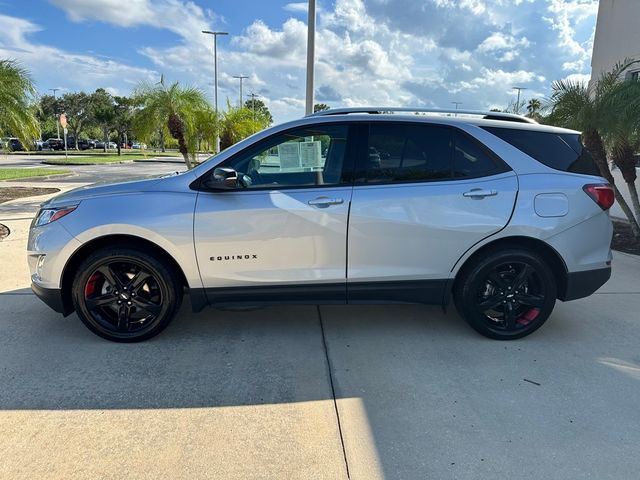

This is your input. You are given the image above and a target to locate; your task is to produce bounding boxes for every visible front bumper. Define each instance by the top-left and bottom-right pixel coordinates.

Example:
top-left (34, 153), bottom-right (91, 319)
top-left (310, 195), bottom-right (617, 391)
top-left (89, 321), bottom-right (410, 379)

top-left (31, 282), bottom-right (73, 316)
top-left (560, 266), bottom-right (612, 301)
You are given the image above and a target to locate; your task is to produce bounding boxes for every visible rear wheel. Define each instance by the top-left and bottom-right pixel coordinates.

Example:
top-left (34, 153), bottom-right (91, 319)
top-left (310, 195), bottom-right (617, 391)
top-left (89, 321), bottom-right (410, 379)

top-left (71, 247), bottom-right (182, 342)
top-left (454, 249), bottom-right (556, 340)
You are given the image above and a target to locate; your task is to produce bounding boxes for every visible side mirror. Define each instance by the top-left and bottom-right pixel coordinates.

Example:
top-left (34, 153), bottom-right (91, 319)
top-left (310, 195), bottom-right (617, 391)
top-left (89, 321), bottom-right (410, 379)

top-left (205, 167), bottom-right (239, 190)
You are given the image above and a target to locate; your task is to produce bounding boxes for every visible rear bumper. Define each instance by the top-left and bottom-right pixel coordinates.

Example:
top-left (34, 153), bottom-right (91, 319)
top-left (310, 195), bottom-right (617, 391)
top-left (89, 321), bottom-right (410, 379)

top-left (560, 267), bottom-right (611, 301)
top-left (31, 282), bottom-right (73, 316)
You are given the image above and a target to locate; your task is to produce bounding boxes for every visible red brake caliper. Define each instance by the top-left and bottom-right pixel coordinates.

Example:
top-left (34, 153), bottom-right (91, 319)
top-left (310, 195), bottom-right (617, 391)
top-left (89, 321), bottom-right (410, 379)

top-left (517, 308), bottom-right (540, 326)
top-left (84, 273), bottom-right (100, 297)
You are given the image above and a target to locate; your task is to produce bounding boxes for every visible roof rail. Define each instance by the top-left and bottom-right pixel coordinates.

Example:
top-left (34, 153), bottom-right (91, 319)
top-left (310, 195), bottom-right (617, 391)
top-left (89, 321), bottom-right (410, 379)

top-left (307, 106), bottom-right (537, 124)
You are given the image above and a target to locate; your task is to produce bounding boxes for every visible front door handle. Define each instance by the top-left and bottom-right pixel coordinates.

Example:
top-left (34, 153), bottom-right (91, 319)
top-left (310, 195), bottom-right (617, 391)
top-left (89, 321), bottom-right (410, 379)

top-left (463, 188), bottom-right (498, 199)
top-left (308, 197), bottom-right (344, 208)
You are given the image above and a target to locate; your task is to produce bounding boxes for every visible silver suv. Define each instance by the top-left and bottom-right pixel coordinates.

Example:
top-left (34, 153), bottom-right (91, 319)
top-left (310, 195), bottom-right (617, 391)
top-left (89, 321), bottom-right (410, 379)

top-left (28, 107), bottom-right (614, 342)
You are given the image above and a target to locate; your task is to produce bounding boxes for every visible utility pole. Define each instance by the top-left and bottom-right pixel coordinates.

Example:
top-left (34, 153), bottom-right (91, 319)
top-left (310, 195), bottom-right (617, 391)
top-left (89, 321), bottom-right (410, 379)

top-left (305, 0), bottom-right (316, 116)
top-left (512, 86), bottom-right (527, 114)
top-left (49, 88), bottom-right (60, 139)
top-left (202, 30), bottom-right (228, 153)
top-left (451, 101), bottom-right (462, 116)
top-left (248, 92), bottom-right (258, 121)
top-left (232, 75), bottom-right (249, 107)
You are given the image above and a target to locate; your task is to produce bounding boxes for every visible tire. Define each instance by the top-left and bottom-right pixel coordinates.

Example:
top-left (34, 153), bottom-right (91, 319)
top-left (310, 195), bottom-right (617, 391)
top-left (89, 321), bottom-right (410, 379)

top-left (71, 246), bottom-right (183, 342)
top-left (454, 248), bottom-right (557, 340)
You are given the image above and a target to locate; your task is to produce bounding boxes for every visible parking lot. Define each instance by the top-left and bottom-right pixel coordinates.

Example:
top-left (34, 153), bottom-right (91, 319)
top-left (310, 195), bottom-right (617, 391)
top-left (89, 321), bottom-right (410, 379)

top-left (1, 158), bottom-right (640, 479)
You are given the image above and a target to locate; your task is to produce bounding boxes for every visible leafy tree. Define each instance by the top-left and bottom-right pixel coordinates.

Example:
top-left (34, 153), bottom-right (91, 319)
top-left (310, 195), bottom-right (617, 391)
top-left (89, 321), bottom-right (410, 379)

top-left (220, 103), bottom-right (270, 151)
top-left (133, 79), bottom-right (209, 168)
top-left (91, 88), bottom-right (115, 152)
top-left (0, 59), bottom-right (40, 148)
top-left (244, 98), bottom-right (273, 125)
top-left (113, 96), bottom-right (136, 156)
top-left (313, 103), bottom-right (330, 113)
top-left (548, 59), bottom-right (640, 237)
top-left (60, 91), bottom-right (92, 149)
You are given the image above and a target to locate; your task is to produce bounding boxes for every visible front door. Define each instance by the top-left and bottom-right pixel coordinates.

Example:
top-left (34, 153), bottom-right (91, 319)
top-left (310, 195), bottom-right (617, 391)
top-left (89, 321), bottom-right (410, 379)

top-left (194, 123), bottom-right (355, 304)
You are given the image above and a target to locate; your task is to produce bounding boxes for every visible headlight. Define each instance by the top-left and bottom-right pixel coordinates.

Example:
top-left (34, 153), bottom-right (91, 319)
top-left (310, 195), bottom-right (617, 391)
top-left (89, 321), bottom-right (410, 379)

top-left (32, 205), bottom-right (78, 228)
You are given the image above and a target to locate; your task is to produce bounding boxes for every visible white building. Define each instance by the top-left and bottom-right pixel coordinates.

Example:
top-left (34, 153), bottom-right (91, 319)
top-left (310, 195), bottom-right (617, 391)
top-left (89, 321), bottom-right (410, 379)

top-left (591, 0), bottom-right (640, 81)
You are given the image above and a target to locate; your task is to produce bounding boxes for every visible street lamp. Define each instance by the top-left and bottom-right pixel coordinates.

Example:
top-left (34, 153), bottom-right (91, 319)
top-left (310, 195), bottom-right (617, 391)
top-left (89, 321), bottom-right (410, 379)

top-left (305, 0), bottom-right (316, 115)
top-left (512, 86), bottom-right (527, 114)
top-left (49, 88), bottom-right (60, 139)
top-left (202, 30), bottom-right (228, 153)
top-left (248, 92), bottom-right (258, 121)
top-left (232, 75), bottom-right (249, 107)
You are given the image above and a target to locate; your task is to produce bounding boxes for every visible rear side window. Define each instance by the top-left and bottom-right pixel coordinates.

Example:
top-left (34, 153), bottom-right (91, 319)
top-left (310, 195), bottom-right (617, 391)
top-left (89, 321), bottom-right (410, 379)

top-left (483, 127), bottom-right (600, 176)
top-left (453, 131), bottom-right (508, 178)
top-left (366, 124), bottom-right (452, 182)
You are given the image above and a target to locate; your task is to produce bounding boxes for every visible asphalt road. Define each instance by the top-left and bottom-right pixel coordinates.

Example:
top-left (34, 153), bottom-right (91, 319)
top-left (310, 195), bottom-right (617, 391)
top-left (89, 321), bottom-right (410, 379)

top-left (1, 159), bottom-right (640, 479)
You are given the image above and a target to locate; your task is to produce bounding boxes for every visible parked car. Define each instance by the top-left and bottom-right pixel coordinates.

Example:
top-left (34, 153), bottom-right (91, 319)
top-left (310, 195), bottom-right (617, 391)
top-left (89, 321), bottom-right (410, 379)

top-left (8, 138), bottom-right (25, 151)
top-left (28, 107), bottom-right (613, 342)
top-left (66, 137), bottom-right (91, 150)
top-left (95, 141), bottom-right (117, 149)
top-left (44, 138), bottom-right (65, 150)
top-left (132, 143), bottom-right (147, 150)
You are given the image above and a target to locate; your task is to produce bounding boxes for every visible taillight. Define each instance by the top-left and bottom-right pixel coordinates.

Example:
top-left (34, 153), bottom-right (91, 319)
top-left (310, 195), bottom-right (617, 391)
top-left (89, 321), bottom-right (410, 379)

top-left (583, 184), bottom-right (615, 210)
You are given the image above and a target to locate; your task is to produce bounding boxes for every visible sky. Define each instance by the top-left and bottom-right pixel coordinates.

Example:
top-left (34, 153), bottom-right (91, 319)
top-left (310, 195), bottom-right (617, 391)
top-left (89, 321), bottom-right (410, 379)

top-left (0, 0), bottom-right (599, 122)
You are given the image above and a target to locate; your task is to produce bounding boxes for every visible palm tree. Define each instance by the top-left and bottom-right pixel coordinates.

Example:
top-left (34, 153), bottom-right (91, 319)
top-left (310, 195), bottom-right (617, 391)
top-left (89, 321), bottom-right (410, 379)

top-left (526, 98), bottom-right (542, 119)
top-left (598, 61), bottom-right (640, 220)
top-left (548, 61), bottom-right (640, 237)
top-left (132, 79), bottom-right (209, 168)
top-left (0, 59), bottom-right (40, 149)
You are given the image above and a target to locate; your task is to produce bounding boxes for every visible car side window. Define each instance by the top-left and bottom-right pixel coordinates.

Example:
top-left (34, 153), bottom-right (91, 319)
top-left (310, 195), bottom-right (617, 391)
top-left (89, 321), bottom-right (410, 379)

top-left (219, 124), bottom-right (349, 189)
top-left (365, 124), bottom-right (453, 183)
top-left (453, 131), bottom-right (509, 178)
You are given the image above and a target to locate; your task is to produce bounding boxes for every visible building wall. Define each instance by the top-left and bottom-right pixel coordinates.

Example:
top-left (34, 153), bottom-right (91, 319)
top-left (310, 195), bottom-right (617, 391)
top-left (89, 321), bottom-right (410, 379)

top-left (591, 0), bottom-right (640, 81)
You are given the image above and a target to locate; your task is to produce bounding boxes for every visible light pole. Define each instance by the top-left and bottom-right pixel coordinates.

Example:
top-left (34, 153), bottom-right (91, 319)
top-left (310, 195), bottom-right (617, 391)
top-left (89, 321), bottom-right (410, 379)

top-left (305, 0), bottom-right (316, 115)
top-left (202, 30), bottom-right (228, 153)
top-left (49, 88), bottom-right (60, 139)
top-left (248, 92), bottom-right (258, 121)
top-left (512, 86), bottom-right (527, 114)
top-left (232, 75), bottom-right (249, 107)
top-left (451, 101), bottom-right (462, 116)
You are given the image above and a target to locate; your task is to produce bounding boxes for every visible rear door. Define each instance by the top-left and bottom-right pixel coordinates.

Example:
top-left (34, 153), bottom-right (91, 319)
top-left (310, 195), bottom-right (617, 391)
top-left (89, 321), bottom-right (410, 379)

top-left (194, 123), bottom-right (355, 304)
top-left (347, 122), bottom-right (518, 303)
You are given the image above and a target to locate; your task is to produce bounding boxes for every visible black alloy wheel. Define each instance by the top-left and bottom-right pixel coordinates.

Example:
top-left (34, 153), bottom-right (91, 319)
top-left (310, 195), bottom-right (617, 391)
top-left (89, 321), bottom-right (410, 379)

top-left (72, 247), bottom-right (182, 342)
top-left (455, 249), bottom-right (557, 340)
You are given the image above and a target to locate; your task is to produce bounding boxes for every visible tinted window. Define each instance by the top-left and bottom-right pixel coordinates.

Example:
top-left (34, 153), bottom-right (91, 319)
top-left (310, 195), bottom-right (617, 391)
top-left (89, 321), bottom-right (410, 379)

top-left (220, 124), bottom-right (349, 188)
top-left (366, 124), bottom-right (452, 182)
top-left (483, 127), bottom-right (599, 176)
top-left (453, 131), bottom-right (506, 177)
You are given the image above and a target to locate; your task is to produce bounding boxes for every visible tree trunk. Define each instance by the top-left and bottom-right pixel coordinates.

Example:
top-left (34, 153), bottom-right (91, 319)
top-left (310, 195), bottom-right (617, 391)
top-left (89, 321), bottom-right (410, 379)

top-left (582, 129), bottom-right (640, 237)
top-left (628, 181), bottom-right (640, 223)
top-left (103, 126), bottom-right (108, 153)
top-left (612, 139), bottom-right (640, 221)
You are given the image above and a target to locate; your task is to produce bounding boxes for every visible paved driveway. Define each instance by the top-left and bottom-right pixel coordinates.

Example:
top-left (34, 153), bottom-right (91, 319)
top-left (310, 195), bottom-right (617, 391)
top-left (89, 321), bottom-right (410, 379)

top-left (1, 166), bottom-right (640, 479)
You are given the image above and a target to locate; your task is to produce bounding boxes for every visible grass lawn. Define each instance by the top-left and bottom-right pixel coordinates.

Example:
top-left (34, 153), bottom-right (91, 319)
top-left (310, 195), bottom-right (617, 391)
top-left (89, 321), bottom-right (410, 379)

top-left (0, 168), bottom-right (71, 181)
top-left (42, 155), bottom-right (147, 165)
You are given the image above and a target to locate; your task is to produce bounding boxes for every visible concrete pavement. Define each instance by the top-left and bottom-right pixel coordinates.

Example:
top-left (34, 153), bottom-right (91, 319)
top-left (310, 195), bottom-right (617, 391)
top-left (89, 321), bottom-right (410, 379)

top-left (2, 170), bottom-right (640, 479)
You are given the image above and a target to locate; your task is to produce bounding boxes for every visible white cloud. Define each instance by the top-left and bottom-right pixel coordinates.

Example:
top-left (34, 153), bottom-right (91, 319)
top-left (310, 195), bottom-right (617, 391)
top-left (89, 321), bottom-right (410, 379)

top-left (283, 2), bottom-right (308, 13)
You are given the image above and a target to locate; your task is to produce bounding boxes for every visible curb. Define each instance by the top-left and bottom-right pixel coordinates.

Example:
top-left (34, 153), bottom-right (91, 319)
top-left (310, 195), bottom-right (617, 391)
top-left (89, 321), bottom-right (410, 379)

top-left (41, 160), bottom-right (134, 166)
top-left (1, 172), bottom-right (76, 182)
top-left (0, 223), bottom-right (9, 241)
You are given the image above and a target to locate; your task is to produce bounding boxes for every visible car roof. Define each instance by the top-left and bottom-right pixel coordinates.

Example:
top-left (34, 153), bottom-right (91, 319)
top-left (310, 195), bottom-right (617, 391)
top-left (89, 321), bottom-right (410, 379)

top-left (290, 112), bottom-right (579, 135)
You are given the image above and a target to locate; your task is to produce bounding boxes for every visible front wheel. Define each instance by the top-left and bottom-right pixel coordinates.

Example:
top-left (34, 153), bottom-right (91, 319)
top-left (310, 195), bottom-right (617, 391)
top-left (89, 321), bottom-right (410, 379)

top-left (454, 249), bottom-right (557, 340)
top-left (71, 247), bottom-right (182, 342)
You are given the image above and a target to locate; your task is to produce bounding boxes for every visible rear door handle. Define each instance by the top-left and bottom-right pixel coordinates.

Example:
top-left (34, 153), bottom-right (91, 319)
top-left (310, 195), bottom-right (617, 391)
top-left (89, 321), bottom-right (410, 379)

top-left (463, 188), bottom-right (497, 199)
top-left (308, 197), bottom-right (344, 208)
